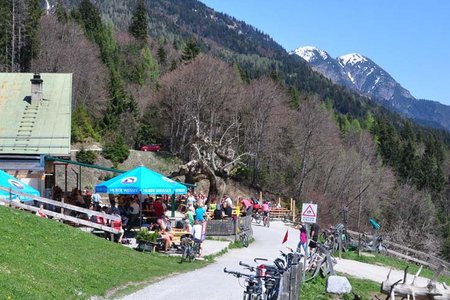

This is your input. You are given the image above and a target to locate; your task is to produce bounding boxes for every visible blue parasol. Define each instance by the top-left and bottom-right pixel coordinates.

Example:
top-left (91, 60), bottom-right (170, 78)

top-left (95, 165), bottom-right (187, 195)
top-left (0, 170), bottom-right (40, 201)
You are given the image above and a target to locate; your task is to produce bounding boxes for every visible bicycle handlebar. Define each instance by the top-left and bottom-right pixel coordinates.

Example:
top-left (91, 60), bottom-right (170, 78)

top-left (254, 257), bottom-right (268, 263)
top-left (239, 261), bottom-right (255, 271)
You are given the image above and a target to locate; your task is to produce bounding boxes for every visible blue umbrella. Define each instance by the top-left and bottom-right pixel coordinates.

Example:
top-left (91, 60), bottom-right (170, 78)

top-left (0, 170), bottom-right (40, 201)
top-left (95, 165), bottom-right (187, 195)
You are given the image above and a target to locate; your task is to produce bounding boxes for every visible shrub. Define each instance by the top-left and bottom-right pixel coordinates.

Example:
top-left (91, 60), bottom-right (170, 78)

top-left (76, 148), bottom-right (97, 164)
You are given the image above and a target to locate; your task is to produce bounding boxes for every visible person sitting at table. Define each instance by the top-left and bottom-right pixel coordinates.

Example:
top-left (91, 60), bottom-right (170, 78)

top-left (152, 198), bottom-right (165, 218)
top-left (213, 205), bottom-right (224, 220)
top-left (157, 215), bottom-right (173, 251)
top-left (35, 204), bottom-right (48, 218)
top-left (222, 201), bottom-right (232, 218)
top-left (111, 208), bottom-right (124, 243)
top-left (208, 197), bottom-right (217, 212)
top-left (126, 197), bottom-right (140, 232)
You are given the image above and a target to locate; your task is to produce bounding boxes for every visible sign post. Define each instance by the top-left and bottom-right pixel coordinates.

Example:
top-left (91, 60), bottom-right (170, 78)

top-left (300, 203), bottom-right (318, 224)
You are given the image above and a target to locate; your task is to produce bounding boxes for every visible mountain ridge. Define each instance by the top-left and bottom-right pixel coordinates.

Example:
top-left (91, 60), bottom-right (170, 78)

top-left (292, 46), bottom-right (450, 131)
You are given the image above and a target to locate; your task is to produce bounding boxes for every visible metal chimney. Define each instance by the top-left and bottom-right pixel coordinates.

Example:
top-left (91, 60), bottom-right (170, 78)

top-left (30, 73), bottom-right (43, 103)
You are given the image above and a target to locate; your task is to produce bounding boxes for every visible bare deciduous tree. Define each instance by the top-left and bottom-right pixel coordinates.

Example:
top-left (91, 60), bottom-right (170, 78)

top-left (32, 15), bottom-right (108, 116)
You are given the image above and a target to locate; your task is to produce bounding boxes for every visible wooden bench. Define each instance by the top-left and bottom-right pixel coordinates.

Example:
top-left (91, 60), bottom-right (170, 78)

top-left (171, 228), bottom-right (191, 245)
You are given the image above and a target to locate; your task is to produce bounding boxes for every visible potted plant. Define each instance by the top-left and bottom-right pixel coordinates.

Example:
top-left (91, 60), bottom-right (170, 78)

top-left (136, 228), bottom-right (160, 252)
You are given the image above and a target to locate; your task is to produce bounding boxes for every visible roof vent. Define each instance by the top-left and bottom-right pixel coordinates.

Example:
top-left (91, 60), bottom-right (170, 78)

top-left (30, 73), bottom-right (43, 103)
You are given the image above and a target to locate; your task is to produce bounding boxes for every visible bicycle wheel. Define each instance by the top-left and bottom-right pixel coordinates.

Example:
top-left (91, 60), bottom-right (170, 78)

top-left (181, 246), bottom-right (189, 263)
top-left (241, 233), bottom-right (249, 247)
top-left (243, 293), bottom-right (262, 300)
top-left (377, 244), bottom-right (387, 255)
top-left (186, 245), bottom-right (194, 262)
top-left (254, 213), bottom-right (262, 224)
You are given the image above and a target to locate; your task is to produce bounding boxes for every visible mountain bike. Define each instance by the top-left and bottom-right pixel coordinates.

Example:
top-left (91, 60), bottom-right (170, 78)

top-left (180, 234), bottom-right (201, 263)
top-left (239, 259), bottom-right (284, 300)
top-left (236, 222), bottom-right (249, 247)
top-left (359, 233), bottom-right (387, 254)
top-left (303, 244), bottom-right (336, 281)
top-left (224, 268), bottom-right (263, 300)
top-left (262, 212), bottom-right (270, 227)
top-left (252, 211), bottom-right (262, 224)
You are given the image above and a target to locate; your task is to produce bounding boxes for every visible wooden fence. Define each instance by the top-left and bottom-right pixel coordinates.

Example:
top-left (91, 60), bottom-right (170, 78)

top-left (279, 254), bottom-right (303, 300)
top-left (205, 214), bottom-right (252, 240)
top-left (0, 186), bottom-right (120, 238)
top-left (347, 229), bottom-right (450, 275)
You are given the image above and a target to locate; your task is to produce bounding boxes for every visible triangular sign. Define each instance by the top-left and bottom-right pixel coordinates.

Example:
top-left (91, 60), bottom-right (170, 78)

top-left (302, 204), bottom-right (316, 217)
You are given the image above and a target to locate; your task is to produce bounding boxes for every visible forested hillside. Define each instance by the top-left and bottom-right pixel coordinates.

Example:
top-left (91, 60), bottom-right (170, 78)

top-left (0, 0), bottom-right (449, 259)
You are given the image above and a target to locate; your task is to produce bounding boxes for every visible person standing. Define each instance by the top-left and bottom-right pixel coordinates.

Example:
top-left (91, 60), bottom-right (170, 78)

top-left (296, 222), bottom-right (308, 257)
top-left (309, 222), bottom-right (320, 252)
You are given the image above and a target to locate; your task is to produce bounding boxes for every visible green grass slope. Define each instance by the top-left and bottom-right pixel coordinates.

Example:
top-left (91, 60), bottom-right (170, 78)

top-left (0, 206), bottom-right (206, 299)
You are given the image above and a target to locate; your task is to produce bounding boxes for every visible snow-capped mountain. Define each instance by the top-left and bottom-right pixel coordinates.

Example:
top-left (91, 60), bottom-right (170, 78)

top-left (292, 46), bottom-right (413, 102)
top-left (291, 46), bottom-right (450, 131)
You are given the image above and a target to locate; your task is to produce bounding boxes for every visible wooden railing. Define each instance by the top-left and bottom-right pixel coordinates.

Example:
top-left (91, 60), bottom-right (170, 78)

top-left (205, 215), bottom-right (252, 237)
top-left (0, 186), bottom-right (120, 236)
top-left (347, 229), bottom-right (450, 274)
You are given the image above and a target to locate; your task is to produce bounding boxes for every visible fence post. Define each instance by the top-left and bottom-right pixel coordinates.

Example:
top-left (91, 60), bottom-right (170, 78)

top-left (280, 268), bottom-right (291, 299)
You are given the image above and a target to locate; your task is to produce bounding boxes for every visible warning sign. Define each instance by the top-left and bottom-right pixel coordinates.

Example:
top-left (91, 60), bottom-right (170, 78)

top-left (301, 203), bottom-right (318, 223)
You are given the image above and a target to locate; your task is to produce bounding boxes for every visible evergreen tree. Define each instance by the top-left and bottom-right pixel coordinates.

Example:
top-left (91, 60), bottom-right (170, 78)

top-left (21, 0), bottom-right (42, 71)
top-left (78, 0), bottom-right (102, 38)
top-left (289, 86), bottom-right (300, 108)
top-left (157, 45), bottom-right (167, 65)
top-left (398, 140), bottom-right (419, 183)
top-left (181, 39), bottom-right (200, 62)
top-left (129, 0), bottom-right (148, 41)
top-left (55, 0), bottom-right (68, 23)
top-left (0, 1), bottom-right (12, 71)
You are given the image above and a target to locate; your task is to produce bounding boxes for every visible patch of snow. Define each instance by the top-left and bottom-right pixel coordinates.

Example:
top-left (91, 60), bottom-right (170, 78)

top-left (45, 0), bottom-right (51, 14)
top-left (347, 72), bottom-right (355, 84)
top-left (339, 53), bottom-right (367, 66)
top-left (293, 46), bottom-right (329, 62)
top-left (374, 76), bottom-right (381, 85)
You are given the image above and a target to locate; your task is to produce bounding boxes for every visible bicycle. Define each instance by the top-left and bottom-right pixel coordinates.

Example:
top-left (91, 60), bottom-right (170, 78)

top-left (252, 211), bottom-right (262, 224)
top-left (359, 233), bottom-right (387, 254)
top-left (224, 268), bottom-right (263, 300)
top-left (303, 244), bottom-right (336, 281)
top-left (180, 234), bottom-right (201, 263)
top-left (237, 223), bottom-right (249, 247)
top-left (262, 212), bottom-right (270, 227)
top-left (241, 259), bottom-right (284, 300)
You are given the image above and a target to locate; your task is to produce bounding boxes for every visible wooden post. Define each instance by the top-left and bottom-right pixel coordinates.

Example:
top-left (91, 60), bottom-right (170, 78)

top-left (259, 191), bottom-right (262, 202)
top-left (110, 220), bottom-right (114, 243)
top-left (292, 198), bottom-right (295, 223)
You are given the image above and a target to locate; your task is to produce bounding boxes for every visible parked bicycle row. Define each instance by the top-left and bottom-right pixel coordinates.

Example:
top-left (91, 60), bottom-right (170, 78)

top-left (224, 247), bottom-right (303, 300)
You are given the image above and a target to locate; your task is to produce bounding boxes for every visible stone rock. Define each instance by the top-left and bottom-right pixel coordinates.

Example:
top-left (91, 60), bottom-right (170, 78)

top-left (326, 275), bottom-right (352, 294)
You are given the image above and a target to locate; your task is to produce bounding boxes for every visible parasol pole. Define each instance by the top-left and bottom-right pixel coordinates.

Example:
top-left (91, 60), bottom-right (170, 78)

top-left (139, 192), bottom-right (143, 228)
top-left (171, 192), bottom-right (175, 218)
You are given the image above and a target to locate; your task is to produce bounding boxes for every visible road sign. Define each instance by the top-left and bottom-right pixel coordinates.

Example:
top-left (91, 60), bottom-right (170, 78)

top-left (301, 203), bottom-right (318, 223)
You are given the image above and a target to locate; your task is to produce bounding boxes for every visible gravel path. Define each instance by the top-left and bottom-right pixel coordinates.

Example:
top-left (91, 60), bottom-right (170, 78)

top-left (121, 221), bottom-right (299, 300)
top-left (120, 221), bottom-right (431, 299)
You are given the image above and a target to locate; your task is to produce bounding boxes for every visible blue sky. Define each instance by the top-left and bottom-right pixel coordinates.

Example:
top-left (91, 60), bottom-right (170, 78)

top-left (200, 0), bottom-right (450, 106)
